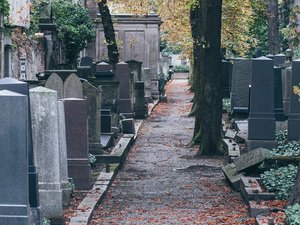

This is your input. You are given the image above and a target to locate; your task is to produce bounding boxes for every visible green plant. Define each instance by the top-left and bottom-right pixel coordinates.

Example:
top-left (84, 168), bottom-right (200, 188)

top-left (222, 98), bottom-right (231, 112)
top-left (52, 0), bottom-right (95, 67)
top-left (261, 164), bottom-right (298, 200)
top-left (275, 130), bottom-right (288, 146)
top-left (173, 65), bottom-right (190, 73)
top-left (271, 140), bottom-right (300, 157)
top-left (68, 178), bottom-right (75, 195)
top-left (42, 218), bottom-right (51, 225)
top-left (89, 153), bottom-right (96, 165)
top-left (0, 0), bottom-right (9, 16)
top-left (285, 203), bottom-right (300, 225)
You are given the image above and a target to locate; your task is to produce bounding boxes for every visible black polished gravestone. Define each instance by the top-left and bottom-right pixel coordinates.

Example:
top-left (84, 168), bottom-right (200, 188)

top-left (274, 67), bottom-right (285, 121)
top-left (274, 54), bottom-right (286, 67)
top-left (0, 78), bottom-right (39, 207)
top-left (0, 90), bottom-right (29, 225)
top-left (221, 60), bottom-right (230, 98)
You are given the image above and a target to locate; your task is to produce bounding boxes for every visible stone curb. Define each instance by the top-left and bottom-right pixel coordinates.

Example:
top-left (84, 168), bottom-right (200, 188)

top-left (69, 99), bottom-right (160, 225)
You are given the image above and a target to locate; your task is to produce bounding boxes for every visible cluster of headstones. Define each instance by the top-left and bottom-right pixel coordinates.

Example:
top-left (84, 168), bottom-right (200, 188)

top-left (222, 52), bottom-right (300, 150)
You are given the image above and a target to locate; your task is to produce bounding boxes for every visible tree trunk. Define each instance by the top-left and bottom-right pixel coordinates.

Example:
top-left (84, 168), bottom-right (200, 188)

top-left (190, 0), bottom-right (223, 155)
top-left (98, 0), bottom-right (119, 69)
top-left (288, 162), bottom-right (300, 205)
top-left (266, 0), bottom-right (280, 54)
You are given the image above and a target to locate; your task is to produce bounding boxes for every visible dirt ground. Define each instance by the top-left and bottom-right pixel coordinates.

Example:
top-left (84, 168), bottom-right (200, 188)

top-left (88, 73), bottom-right (255, 225)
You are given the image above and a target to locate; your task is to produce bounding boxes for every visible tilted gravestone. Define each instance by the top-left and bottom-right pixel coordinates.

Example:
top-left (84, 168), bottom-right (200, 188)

top-left (0, 78), bottom-right (39, 208)
top-left (62, 98), bottom-right (91, 190)
top-left (45, 73), bottom-right (64, 99)
top-left (0, 90), bottom-right (29, 225)
top-left (288, 60), bottom-right (300, 140)
top-left (230, 60), bottom-right (252, 111)
top-left (248, 57), bottom-right (275, 141)
top-left (83, 81), bottom-right (102, 154)
top-left (30, 87), bottom-right (63, 219)
top-left (64, 73), bottom-right (83, 99)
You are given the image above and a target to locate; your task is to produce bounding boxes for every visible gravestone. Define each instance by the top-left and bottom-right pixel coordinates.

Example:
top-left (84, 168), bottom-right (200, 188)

top-left (288, 60), bottom-right (300, 140)
top-left (222, 60), bottom-right (230, 98)
top-left (274, 67), bottom-right (285, 121)
top-left (0, 78), bottom-right (39, 208)
top-left (282, 66), bottom-right (292, 116)
top-left (0, 90), bottom-right (29, 225)
top-left (62, 98), bottom-right (91, 190)
top-left (116, 62), bottom-right (133, 114)
top-left (80, 56), bottom-right (94, 67)
top-left (45, 73), bottom-right (64, 99)
top-left (274, 54), bottom-right (286, 67)
top-left (248, 57), bottom-right (275, 141)
top-left (30, 87), bottom-right (63, 219)
top-left (134, 81), bottom-right (147, 119)
top-left (77, 66), bottom-right (92, 80)
top-left (64, 73), bottom-right (83, 98)
top-left (230, 60), bottom-right (252, 111)
top-left (96, 61), bottom-right (112, 73)
top-left (83, 81), bottom-right (102, 154)
top-left (233, 148), bottom-right (271, 172)
top-left (227, 58), bottom-right (245, 91)
top-left (122, 118), bottom-right (135, 134)
top-left (142, 68), bottom-right (152, 101)
top-left (57, 101), bottom-right (70, 206)
top-left (126, 60), bottom-right (142, 81)
top-left (101, 109), bottom-right (112, 133)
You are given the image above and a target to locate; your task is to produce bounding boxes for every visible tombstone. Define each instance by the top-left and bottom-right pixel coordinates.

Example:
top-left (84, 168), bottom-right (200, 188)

top-left (96, 61), bottom-right (112, 73)
top-left (122, 118), bottom-right (135, 134)
top-left (282, 66), bottom-right (292, 116)
top-left (274, 54), bottom-right (286, 67)
top-left (29, 87), bottom-right (63, 219)
top-left (134, 81), bottom-right (147, 119)
top-left (0, 90), bottom-right (29, 225)
top-left (266, 54), bottom-right (274, 59)
top-left (77, 66), bottom-right (92, 80)
top-left (101, 109), bottom-right (112, 133)
top-left (62, 98), bottom-right (91, 190)
top-left (248, 57), bottom-right (276, 142)
top-left (227, 58), bottom-right (245, 92)
top-left (64, 73), bottom-right (83, 98)
top-left (274, 67), bottom-right (285, 121)
top-left (45, 73), bottom-right (64, 99)
top-left (116, 62), bottom-right (133, 114)
top-left (0, 78), bottom-right (39, 208)
top-left (142, 68), bottom-right (152, 101)
top-left (221, 60), bottom-right (230, 98)
top-left (57, 101), bottom-right (70, 206)
top-left (80, 56), bottom-right (94, 67)
top-left (83, 81), bottom-right (102, 154)
top-left (230, 60), bottom-right (252, 111)
top-left (288, 60), bottom-right (300, 140)
top-left (126, 60), bottom-right (142, 81)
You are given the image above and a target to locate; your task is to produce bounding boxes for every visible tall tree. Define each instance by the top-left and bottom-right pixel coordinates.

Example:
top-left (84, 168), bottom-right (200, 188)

top-left (98, 0), bottom-right (119, 69)
top-left (266, 0), bottom-right (280, 54)
top-left (190, 0), bottom-right (223, 156)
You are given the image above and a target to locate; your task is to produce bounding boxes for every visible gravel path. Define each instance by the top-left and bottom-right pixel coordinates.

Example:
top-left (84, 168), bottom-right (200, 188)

top-left (90, 73), bottom-right (254, 225)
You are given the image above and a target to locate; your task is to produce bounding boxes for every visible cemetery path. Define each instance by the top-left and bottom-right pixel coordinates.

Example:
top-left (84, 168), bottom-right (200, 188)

top-left (90, 73), bottom-right (255, 225)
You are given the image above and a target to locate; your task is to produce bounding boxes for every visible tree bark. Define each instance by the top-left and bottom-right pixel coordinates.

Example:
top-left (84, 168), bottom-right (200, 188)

top-left (190, 0), bottom-right (223, 155)
top-left (266, 0), bottom-right (280, 54)
top-left (288, 162), bottom-right (300, 205)
top-left (98, 0), bottom-right (119, 69)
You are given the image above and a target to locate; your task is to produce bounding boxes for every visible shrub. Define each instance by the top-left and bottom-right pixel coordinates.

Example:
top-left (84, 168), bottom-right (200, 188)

top-left (173, 65), bottom-right (190, 73)
top-left (285, 203), bottom-right (300, 225)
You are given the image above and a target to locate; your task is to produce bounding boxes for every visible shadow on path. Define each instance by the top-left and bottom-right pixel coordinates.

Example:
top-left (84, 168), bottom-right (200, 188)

top-left (90, 73), bottom-right (254, 225)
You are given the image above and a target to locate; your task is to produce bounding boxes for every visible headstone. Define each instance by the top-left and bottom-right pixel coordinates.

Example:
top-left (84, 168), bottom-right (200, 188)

top-left (233, 148), bottom-right (271, 172)
top-left (274, 67), bottom-right (285, 121)
top-left (282, 66), bottom-right (292, 116)
top-left (126, 60), bottom-right (142, 81)
top-left (64, 73), bottom-right (83, 98)
top-left (134, 81), bottom-right (147, 119)
top-left (0, 90), bottom-right (29, 225)
top-left (222, 163), bottom-right (242, 191)
top-left (230, 60), bottom-right (252, 111)
top-left (248, 57), bottom-right (275, 140)
top-left (142, 68), bottom-right (152, 101)
top-left (227, 58), bottom-right (245, 92)
top-left (30, 87), bottom-right (63, 219)
top-left (221, 60), bottom-right (230, 98)
top-left (80, 56), bottom-right (95, 77)
top-left (122, 118), bottom-right (135, 134)
top-left (96, 61), bottom-right (112, 73)
top-left (274, 54), bottom-right (286, 67)
top-left (57, 101), bottom-right (70, 206)
top-left (45, 73), bottom-right (64, 99)
top-left (62, 98), bottom-right (91, 190)
top-left (288, 60), bottom-right (300, 140)
top-left (77, 66), bottom-right (92, 80)
top-left (0, 78), bottom-right (39, 208)
top-left (101, 109), bottom-right (112, 133)
top-left (83, 81), bottom-right (102, 153)
top-left (116, 62), bottom-right (133, 114)
top-left (80, 56), bottom-right (94, 67)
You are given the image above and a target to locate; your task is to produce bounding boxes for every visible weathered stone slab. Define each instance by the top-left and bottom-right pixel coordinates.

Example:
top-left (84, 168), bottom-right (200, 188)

top-left (224, 129), bottom-right (237, 139)
top-left (45, 73), bottom-right (64, 99)
top-left (233, 148), bottom-right (271, 172)
top-left (0, 90), bottom-right (29, 225)
top-left (64, 74), bottom-right (83, 98)
top-left (222, 163), bottom-right (242, 191)
top-left (223, 139), bottom-right (240, 158)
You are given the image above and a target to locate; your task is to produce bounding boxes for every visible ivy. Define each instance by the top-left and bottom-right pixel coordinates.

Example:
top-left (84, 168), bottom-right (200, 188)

top-left (261, 164), bottom-right (298, 200)
top-left (285, 203), bottom-right (300, 225)
top-left (0, 0), bottom-right (9, 16)
top-left (52, 0), bottom-right (95, 67)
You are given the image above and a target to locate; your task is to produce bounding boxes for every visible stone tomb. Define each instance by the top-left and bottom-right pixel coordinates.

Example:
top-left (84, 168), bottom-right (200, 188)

top-left (30, 87), bottom-right (64, 219)
top-left (62, 98), bottom-right (91, 190)
top-left (0, 90), bottom-right (29, 225)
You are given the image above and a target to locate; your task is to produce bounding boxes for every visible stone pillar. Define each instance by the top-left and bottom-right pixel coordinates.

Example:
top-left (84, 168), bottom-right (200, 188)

top-left (62, 98), bottom-right (91, 190)
top-left (248, 57), bottom-right (276, 149)
top-left (282, 66), bottom-right (292, 116)
top-left (57, 101), bottom-right (70, 206)
top-left (0, 90), bottom-right (29, 225)
top-left (0, 78), bottom-right (39, 208)
top-left (30, 87), bottom-right (63, 219)
top-left (288, 60), bottom-right (300, 140)
top-left (134, 81), bottom-right (147, 119)
top-left (142, 68), bottom-right (152, 102)
top-left (274, 67), bottom-right (285, 121)
top-left (83, 81), bottom-right (102, 154)
top-left (116, 62), bottom-right (133, 116)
